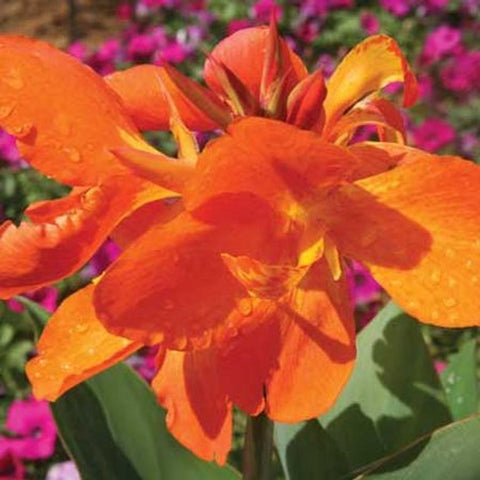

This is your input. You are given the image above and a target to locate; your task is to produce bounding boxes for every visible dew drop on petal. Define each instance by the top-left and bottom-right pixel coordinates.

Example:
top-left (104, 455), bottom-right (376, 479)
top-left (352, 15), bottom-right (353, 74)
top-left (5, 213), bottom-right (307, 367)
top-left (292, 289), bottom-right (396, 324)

top-left (0, 104), bottom-right (14, 119)
top-left (63, 147), bottom-right (82, 163)
top-left (237, 297), bottom-right (253, 316)
top-left (431, 310), bottom-right (440, 321)
top-left (3, 69), bottom-right (24, 90)
top-left (75, 323), bottom-right (89, 333)
top-left (447, 277), bottom-right (457, 288)
top-left (443, 297), bottom-right (457, 308)
top-left (472, 276), bottom-right (479, 285)
top-left (11, 123), bottom-right (33, 138)
top-left (161, 300), bottom-right (174, 311)
top-left (430, 270), bottom-right (441, 284)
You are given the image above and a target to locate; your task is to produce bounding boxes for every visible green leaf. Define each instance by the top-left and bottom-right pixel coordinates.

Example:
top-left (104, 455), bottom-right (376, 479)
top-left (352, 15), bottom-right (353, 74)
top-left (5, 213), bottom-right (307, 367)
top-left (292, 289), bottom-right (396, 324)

top-left (275, 302), bottom-right (452, 480)
top-left (358, 415), bottom-right (480, 479)
top-left (13, 295), bottom-right (50, 337)
top-left (320, 303), bottom-right (452, 470)
top-left (440, 338), bottom-right (478, 420)
top-left (274, 420), bottom-right (348, 480)
top-left (52, 363), bottom-right (240, 480)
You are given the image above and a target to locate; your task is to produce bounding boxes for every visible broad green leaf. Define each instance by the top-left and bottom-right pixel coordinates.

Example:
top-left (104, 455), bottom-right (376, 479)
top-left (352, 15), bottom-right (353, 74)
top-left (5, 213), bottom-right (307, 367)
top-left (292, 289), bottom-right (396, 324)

top-left (358, 415), bottom-right (480, 479)
top-left (274, 420), bottom-right (348, 480)
top-left (52, 363), bottom-right (240, 480)
top-left (440, 338), bottom-right (478, 420)
top-left (320, 303), bottom-right (452, 470)
top-left (275, 302), bottom-right (452, 480)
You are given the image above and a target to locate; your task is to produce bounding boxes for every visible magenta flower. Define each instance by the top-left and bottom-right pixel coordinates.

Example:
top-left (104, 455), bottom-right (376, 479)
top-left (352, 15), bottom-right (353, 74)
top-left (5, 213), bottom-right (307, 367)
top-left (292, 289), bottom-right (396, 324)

top-left (348, 261), bottom-right (382, 305)
top-left (66, 41), bottom-right (88, 62)
top-left (418, 74), bottom-right (434, 101)
top-left (421, 26), bottom-right (462, 65)
top-left (0, 399), bottom-right (56, 460)
top-left (0, 451), bottom-right (24, 480)
top-left (380, 0), bottom-right (410, 17)
top-left (251, 0), bottom-right (283, 22)
top-left (6, 286), bottom-right (58, 314)
top-left (155, 41), bottom-right (190, 64)
top-left (412, 118), bottom-right (456, 152)
top-left (0, 130), bottom-right (21, 167)
top-left (82, 239), bottom-right (121, 278)
top-left (227, 19), bottom-right (252, 35)
top-left (440, 51), bottom-right (480, 93)
top-left (116, 2), bottom-right (133, 20)
top-left (361, 12), bottom-right (380, 35)
top-left (127, 34), bottom-right (157, 62)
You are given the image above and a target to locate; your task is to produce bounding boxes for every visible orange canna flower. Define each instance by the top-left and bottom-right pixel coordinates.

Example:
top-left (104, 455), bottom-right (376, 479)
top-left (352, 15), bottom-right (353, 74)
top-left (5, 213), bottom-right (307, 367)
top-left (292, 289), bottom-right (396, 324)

top-left (0, 28), bottom-right (479, 465)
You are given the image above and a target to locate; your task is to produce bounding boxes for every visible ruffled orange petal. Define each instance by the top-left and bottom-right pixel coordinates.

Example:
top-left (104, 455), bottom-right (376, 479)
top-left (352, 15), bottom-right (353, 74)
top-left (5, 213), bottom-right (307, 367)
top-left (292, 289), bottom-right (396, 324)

top-left (152, 350), bottom-right (232, 464)
top-left (105, 64), bottom-right (228, 131)
top-left (203, 26), bottom-right (307, 103)
top-left (0, 178), bottom-right (167, 298)
top-left (265, 260), bottom-right (355, 421)
top-left (326, 153), bottom-right (480, 328)
top-left (26, 283), bottom-right (141, 401)
top-left (184, 117), bottom-right (358, 222)
top-left (0, 35), bottom-right (149, 186)
top-left (94, 211), bottom-right (282, 348)
top-left (323, 35), bottom-right (418, 133)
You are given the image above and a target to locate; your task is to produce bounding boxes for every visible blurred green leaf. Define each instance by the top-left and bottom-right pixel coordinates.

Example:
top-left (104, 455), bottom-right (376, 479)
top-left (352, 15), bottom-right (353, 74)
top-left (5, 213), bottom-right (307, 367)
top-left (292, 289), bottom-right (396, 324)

top-left (52, 363), bottom-right (240, 480)
top-left (357, 415), bottom-right (480, 479)
top-left (440, 338), bottom-right (478, 420)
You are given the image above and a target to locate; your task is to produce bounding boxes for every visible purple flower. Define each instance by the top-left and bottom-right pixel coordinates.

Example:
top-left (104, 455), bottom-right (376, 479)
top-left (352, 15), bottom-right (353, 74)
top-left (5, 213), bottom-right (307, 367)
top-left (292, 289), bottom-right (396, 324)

top-left (412, 118), bottom-right (456, 152)
top-left (421, 26), bottom-right (462, 65)
top-left (380, 0), bottom-right (410, 17)
top-left (361, 12), bottom-right (380, 35)
top-left (316, 53), bottom-right (336, 78)
top-left (440, 51), bottom-right (480, 93)
top-left (0, 399), bottom-right (56, 461)
top-left (46, 461), bottom-right (81, 480)
top-left (127, 34), bottom-right (157, 62)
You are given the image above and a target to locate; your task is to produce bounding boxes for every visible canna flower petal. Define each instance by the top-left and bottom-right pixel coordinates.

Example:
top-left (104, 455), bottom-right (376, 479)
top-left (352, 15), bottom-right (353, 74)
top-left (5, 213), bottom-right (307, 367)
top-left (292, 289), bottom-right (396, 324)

top-left (323, 35), bottom-right (418, 133)
top-left (203, 26), bottom-right (307, 104)
top-left (105, 64), bottom-right (230, 131)
top-left (152, 350), bottom-right (232, 464)
top-left (324, 150), bottom-right (480, 327)
top-left (184, 117), bottom-right (359, 223)
top-left (26, 283), bottom-right (141, 401)
top-left (265, 260), bottom-right (355, 421)
top-left (94, 211), bottom-right (284, 348)
top-left (0, 35), bottom-right (153, 186)
top-left (0, 178), bottom-right (166, 298)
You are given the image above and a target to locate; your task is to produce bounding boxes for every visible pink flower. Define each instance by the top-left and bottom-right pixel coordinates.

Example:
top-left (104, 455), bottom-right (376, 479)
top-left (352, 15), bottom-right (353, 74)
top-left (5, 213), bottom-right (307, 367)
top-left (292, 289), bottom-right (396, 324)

top-left (251, 0), bottom-right (283, 22)
top-left (435, 361), bottom-right (447, 374)
top-left (116, 2), bottom-right (133, 20)
top-left (66, 41), bottom-right (88, 62)
top-left (127, 34), bottom-right (157, 62)
top-left (0, 399), bottom-right (56, 460)
top-left (0, 451), bottom-right (24, 480)
top-left (46, 461), bottom-right (81, 480)
top-left (418, 74), bottom-right (434, 101)
top-left (6, 286), bottom-right (58, 313)
top-left (380, 0), bottom-right (410, 17)
top-left (296, 20), bottom-right (320, 43)
top-left (361, 12), bottom-right (380, 35)
top-left (227, 19), bottom-right (252, 35)
top-left (155, 42), bottom-right (189, 64)
top-left (0, 130), bottom-right (21, 166)
top-left (421, 26), bottom-right (462, 65)
top-left (348, 261), bottom-right (382, 305)
top-left (412, 118), bottom-right (456, 152)
top-left (82, 239), bottom-right (121, 278)
top-left (316, 53), bottom-right (336, 78)
top-left (440, 51), bottom-right (480, 93)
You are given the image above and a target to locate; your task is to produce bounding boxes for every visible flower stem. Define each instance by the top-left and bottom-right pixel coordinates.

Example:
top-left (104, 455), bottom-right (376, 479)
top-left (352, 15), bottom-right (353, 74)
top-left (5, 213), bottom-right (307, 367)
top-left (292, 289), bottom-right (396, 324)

top-left (242, 413), bottom-right (274, 480)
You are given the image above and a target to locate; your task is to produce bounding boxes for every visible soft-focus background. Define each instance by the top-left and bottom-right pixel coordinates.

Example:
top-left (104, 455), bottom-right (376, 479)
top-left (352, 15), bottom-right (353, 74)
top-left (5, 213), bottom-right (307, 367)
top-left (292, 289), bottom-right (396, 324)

top-left (0, 1), bottom-right (479, 478)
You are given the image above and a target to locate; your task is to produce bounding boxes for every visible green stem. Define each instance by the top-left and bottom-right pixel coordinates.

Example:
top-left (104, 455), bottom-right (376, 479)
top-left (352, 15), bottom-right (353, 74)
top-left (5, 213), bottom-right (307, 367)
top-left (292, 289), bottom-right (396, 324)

top-left (242, 413), bottom-right (274, 480)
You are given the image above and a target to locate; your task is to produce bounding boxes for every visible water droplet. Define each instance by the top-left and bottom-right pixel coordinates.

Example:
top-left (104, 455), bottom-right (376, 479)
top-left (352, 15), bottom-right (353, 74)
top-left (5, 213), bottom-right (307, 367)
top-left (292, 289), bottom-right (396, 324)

top-left (431, 310), bottom-right (440, 321)
top-left (86, 347), bottom-right (96, 355)
top-left (448, 312), bottom-right (460, 323)
top-left (85, 142), bottom-right (95, 152)
top-left (38, 358), bottom-right (48, 367)
top-left (445, 248), bottom-right (455, 259)
top-left (430, 270), bottom-right (441, 284)
top-left (443, 297), bottom-right (457, 308)
top-left (161, 300), bottom-right (174, 311)
top-left (75, 323), bottom-right (89, 333)
top-left (3, 69), bottom-right (24, 90)
top-left (61, 362), bottom-right (72, 372)
top-left (33, 371), bottom-right (41, 378)
top-left (63, 147), bottom-right (81, 163)
top-left (407, 300), bottom-right (419, 309)
top-left (472, 276), bottom-right (479, 284)
top-left (447, 277), bottom-right (457, 288)
top-left (0, 104), bottom-right (14, 119)
top-left (465, 259), bottom-right (474, 270)
top-left (174, 336), bottom-right (188, 349)
top-left (11, 123), bottom-right (32, 138)
top-left (474, 239), bottom-right (480, 249)
top-left (237, 297), bottom-right (253, 316)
